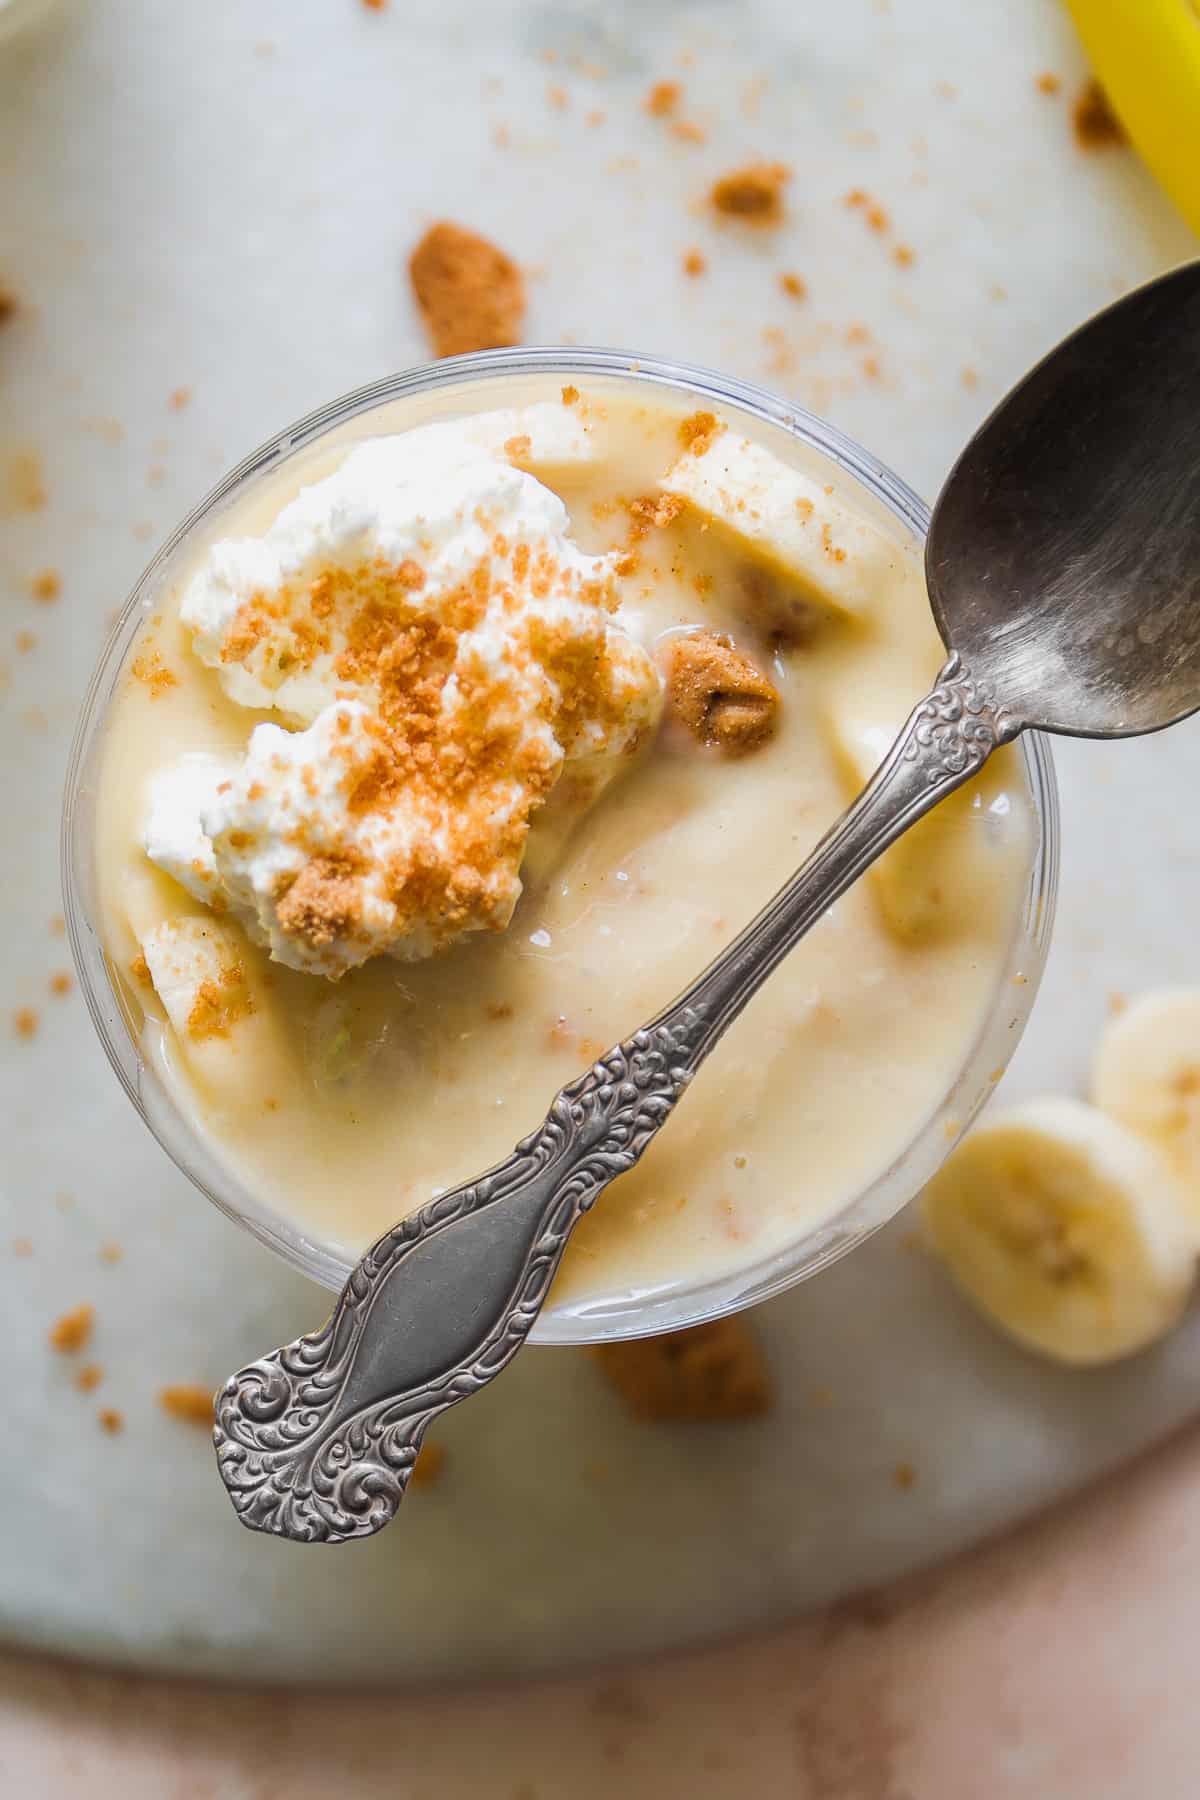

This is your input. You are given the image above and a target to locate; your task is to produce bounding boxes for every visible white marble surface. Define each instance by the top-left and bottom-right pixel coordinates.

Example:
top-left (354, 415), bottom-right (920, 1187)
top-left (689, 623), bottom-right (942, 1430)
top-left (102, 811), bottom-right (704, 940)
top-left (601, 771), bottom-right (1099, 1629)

top-left (0, 0), bottom-right (1196, 1683)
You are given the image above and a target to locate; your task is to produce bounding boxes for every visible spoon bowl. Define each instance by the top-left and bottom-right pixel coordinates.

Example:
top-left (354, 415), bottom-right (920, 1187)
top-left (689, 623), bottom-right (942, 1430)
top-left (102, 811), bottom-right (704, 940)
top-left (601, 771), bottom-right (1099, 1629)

top-left (928, 259), bottom-right (1200, 738)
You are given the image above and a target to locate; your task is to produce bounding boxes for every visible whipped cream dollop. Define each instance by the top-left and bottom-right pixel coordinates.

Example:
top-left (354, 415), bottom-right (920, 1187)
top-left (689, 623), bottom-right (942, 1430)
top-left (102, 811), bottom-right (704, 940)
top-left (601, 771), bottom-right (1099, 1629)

top-left (144, 418), bottom-right (661, 976)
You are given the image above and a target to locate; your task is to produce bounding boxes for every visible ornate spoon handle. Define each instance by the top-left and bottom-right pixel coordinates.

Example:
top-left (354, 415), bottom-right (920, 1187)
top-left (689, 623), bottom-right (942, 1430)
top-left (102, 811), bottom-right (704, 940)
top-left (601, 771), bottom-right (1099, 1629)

top-left (215, 653), bottom-right (1015, 1543)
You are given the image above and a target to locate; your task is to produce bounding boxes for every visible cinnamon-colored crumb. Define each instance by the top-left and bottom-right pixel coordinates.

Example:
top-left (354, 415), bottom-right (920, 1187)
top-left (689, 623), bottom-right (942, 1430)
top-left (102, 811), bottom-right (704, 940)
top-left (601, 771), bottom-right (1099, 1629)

top-left (362, 0), bottom-right (386, 9)
top-left (1035, 71), bottom-right (1061, 96)
top-left (683, 248), bottom-right (707, 277)
top-left (710, 161), bottom-right (790, 223)
top-left (546, 82), bottom-right (568, 110)
top-left (130, 952), bottom-right (153, 988)
top-left (11, 1238), bottom-right (32, 1258)
top-left (49, 914), bottom-right (65, 937)
top-left (14, 630), bottom-right (36, 653)
top-left (7, 451), bottom-right (46, 513)
top-left (0, 282), bottom-right (15, 327)
top-left (593, 1318), bottom-right (771, 1421)
top-left (961, 365), bottom-right (979, 391)
top-left (1073, 78), bottom-right (1127, 149)
top-left (861, 354), bottom-right (881, 381)
top-left (275, 859), bottom-right (364, 956)
top-left (644, 79), bottom-right (681, 116)
top-left (131, 648), bottom-right (178, 697)
top-left (159, 1384), bottom-right (215, 1427)
top-left (561, 384), bottom-right (580, 405)
top-left (893, 1460), bottom-right (917, 1490)
top-left (585, 108), bottom-right (606, 128)
top-left (185, 962), bottom-right (254, 1041)
top-left (664, 632), bottom-right (779, 756)
top-left (98, 1407), bottom-right (124, 1434)
top-left (13, 1007), bottom-right (38, 1039)
top-left (50, 1303), bottom-right (94, 1353)
top-left (865, 202), bottom-right (889, 232)
top-left (409, 221), bottom-right (526, 358)
top-left (1108, 990), bottom-right (1128, 1016)
top-left (892, 243), bottom-right (915, 268)
top-left (30, 569), bottom-right (60, 603)
top-left (409, 1440), bottom-right (448, 1488)
top-left (485, 1000), bottom-right (514, 1022)
top-left (99, 1242), bottom-right (122, 1265)
top-left (75, 1363), bottom-right (103, 1392)
top-left (627, 492), bottom-right (685, 537)
top-left (168, 386), bottom-right (192, 410)
top-left (779, 271), bottom-right (807, 300)
top-left (671, 119), bottom-right (706, 144)
top-left (49, 970), bottom-right (73, 998)
top-left (677, 409), bottom-right (722, 455)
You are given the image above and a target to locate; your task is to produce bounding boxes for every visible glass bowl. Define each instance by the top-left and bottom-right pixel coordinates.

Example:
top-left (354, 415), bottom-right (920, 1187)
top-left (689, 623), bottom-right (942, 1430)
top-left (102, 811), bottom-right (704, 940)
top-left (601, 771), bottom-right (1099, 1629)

top-left (62, 348), bottom-right (1059, 1344)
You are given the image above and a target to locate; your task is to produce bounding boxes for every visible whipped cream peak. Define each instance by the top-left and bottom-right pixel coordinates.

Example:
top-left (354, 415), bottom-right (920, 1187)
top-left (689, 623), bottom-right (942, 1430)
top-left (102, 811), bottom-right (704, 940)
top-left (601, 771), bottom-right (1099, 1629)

top-left (146, 418), bottom-right (661, 976)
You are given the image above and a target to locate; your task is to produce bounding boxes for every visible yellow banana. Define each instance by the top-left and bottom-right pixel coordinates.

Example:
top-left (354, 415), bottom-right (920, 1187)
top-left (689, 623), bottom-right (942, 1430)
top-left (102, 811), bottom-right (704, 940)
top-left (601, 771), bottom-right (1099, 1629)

top-left (1065, 0), bottom-right (1200, 236)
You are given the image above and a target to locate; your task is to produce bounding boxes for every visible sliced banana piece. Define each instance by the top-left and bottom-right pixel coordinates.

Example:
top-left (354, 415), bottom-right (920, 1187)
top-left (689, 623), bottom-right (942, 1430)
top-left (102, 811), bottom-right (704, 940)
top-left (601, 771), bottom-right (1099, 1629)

top-left (658, 430), bottom-right (899, 622)
top-left (1094, 989), bottom-right (1200, 1207)
top-left (140, 917), bottom-right (291, 1105)
top-left (826, 705), bottom-right (986, 942)
top-left (922, 1097), bottom-right (1197, 1366)
top-left (465, 401), bottom-right (605, 482)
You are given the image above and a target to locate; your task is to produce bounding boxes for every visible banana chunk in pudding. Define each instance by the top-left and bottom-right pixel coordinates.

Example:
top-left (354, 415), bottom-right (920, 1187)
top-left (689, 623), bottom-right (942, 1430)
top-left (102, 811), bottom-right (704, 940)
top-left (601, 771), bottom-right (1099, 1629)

top-left (93, 376), bottom-right (1036, 1322)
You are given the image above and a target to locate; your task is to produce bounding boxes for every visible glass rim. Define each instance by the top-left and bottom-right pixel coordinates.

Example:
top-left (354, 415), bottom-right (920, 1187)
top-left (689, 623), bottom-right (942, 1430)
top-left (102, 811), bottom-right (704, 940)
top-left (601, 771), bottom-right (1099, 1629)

top-left (62, 346), bottom-right (1059, 1344)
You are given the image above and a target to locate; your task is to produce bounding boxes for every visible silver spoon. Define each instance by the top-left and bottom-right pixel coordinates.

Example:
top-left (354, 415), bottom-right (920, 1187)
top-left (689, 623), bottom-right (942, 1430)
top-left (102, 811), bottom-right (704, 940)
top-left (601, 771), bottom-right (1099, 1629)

top-left (215, 260), bottom-right (1200, 1543)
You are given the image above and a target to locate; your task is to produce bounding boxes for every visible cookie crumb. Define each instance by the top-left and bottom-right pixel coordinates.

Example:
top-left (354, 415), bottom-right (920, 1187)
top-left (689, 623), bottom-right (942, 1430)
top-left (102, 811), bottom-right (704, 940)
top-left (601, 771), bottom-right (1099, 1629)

top-left (644, 79), bottom-right (681, 116)
top-left (131, 648), bottom-right (178, 696)
top-left (892, 243), bottom-right (915, 268)
top-left (0, 282), bottom-right (15, 326)
top-left (1035, 71), bottom-right (1061, 96)
top-left (1073, 78), bottom-right (1127, 149)
top-left (779, 271), bottom-right (807, 300)
top-left (7, 451), bottom-right (46, 513)
top-left (1108, 990), bottom-right (1128, 1016)
top-left (168, 386), bottom-right (192, 410)
top-left (593, 1318), bottom-right (771, 1421)
top-left (30, 569), bottom-right (61, 603)
top-left (49, 970), bottom-right (73, 998)
top-left (49, 914), bottom-right (66, 937)
top-left (485, 1000), bottom-right (514, 1022)
top-left (561, 384), bottom-right (580, 405)
top-left (13, 1007), bottom-right (38, 1039)
top-left (11, 1237), bottom-right (32, 1258)
top-left (683, 248), bottom-right (707, 277)
top-left (75, 1363), bottom-right (103, 1392)
top-left (710, 161), bottom-right (790, 223)
top-left (678, 409), bottom-right (722, 455)
top-left (99, 1241), bottom-right (123, 1265)
top-left (892, 1460), bottom-right (917, 1490)
top-left (98, 1407), bottom-right (124, 1434)
top-left (409, 221), bottom-right (526, 358)
top-left (961, 365), bottom-right (979, 390)
top-left (672, 119), bottom-right (706, 144)
top-left (665, 632), bottom-right (780, 757)
top-left (50, 1302), bottom-right (94, 1353)
top-left (159, 1384), bottom-right (215, 1427)
top-left (130, 952), bottom-right (153, 988)
top-left (410, 1440), bottom-right (448, 1487)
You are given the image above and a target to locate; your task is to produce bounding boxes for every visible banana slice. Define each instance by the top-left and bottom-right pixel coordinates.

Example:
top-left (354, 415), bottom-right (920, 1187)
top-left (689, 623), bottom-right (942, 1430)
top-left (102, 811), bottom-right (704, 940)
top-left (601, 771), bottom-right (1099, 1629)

top-left (922, 1097), bottom-right (1196, 1365)
top-left (826, 705), bottom-right (1009, 943)
top-left (466, 401), bottom-right (605, 482)
top-left (140, 917), bottom-right (291, 1106)
top-left (659, 430), bottom-right (898, 622)
top-left (1093, 990), bottom-right (1200, 1208)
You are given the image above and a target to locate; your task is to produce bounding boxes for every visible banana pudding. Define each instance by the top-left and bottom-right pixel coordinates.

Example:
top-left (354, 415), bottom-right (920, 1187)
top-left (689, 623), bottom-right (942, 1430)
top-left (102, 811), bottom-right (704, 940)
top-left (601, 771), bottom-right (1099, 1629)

top-left (87, 369), bottom-right (1039, 1326)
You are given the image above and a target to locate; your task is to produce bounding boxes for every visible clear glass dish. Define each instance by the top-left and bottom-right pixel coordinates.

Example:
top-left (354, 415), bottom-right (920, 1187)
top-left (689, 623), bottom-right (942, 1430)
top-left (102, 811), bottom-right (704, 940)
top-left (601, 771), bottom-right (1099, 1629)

top-left (62, 348), bottom-right (1059, 1344)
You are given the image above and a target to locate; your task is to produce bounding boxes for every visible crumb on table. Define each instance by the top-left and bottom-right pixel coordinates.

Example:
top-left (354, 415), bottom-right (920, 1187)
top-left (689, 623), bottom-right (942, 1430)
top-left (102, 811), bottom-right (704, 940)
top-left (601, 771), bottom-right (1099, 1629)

top-left (13, 1007), bottom-right (38, 1039)
top-left (159, 1384), bottom-right (215, 1427)
top-left (409, 221), bottom-right (526, 358)
top-left (644, 79), bottom-right (681, 116)
top-left (98, 1407), bottom-right (124, 1434)
top-left (779, 271), bottom-right (807, 300)
top-left (683, 248), bottom-right (707, 277)
top-left (49, 1303), bottom-right (95, 1354)
top-left (592, 1317), bottom-right (772, 1421)
top-left (75, 1363), bottom-right (103, 1392)
top-left (49, 970), bottom-right (73, 998)
top-left (710, 162), bottom-right (790, 223)
top-left (1036, 71), bottom-right (1061, 96)
top-left (30, 569), bottom-right (60, 603)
